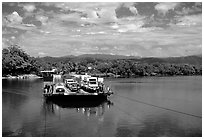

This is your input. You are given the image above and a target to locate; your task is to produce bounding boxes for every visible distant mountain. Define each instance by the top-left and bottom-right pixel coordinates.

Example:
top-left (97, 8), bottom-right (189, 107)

top-left (77, 54), bottom-right (139, 60)
top-left (36, 56), bottom-right (75, 63)
top-left (36, 54), bottom-right (202, 65)
top-left (133, 55), bottom-right (202, 65)
top-left (36, 54), bottom-right (133, 62)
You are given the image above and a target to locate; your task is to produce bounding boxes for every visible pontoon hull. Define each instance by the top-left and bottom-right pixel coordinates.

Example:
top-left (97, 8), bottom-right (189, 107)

top-left (44, 93), bottom-right (108, 101)
top-left (44, 94), bottom-right (109, 108)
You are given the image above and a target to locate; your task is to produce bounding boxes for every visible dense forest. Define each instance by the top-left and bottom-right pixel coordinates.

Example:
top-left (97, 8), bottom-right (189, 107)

top-left (2, 45), bottom-right (40, 76)
top-left (2, 45), bottom-right (202, 77)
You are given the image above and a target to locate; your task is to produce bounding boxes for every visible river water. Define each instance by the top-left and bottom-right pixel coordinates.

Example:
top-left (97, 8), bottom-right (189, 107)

top-left (2, 76), bottom-right (202, 137)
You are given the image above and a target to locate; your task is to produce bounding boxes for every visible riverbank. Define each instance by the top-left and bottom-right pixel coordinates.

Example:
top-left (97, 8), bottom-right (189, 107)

top-left (90, 73), bottom-right (202, 79)
top-left (2, 74), bottom-right (42, 80)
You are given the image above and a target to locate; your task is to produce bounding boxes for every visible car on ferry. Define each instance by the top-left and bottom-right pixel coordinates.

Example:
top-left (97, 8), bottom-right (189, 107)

top-left (81, 77), bottom-right (99, 93)
top-left (65, 78), bottom-right (79, 92)
top-left (55, 83), bottom-right (66, 94)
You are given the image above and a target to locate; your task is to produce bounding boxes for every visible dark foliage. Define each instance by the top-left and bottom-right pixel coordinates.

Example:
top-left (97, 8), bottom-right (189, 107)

top-left (36, 54), bottom-right (202, 77)
top-left (2, 46), bottom-right (202, 77)
top-left (2, 45), bottom-right (40, 76)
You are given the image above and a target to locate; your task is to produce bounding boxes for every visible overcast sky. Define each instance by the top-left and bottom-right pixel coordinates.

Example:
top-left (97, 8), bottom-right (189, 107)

top-left (2, 2), bottom-right (202, 57)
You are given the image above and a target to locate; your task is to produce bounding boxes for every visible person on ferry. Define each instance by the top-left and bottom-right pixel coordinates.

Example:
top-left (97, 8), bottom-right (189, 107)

top-left (44, 84), bottom-right (50, 94)
top-left (47, 85), bottom-right (50, 93)
top-left (50, 84), bottom-right (54, 94)
top-left (44, 85), bottom-right (47, 93)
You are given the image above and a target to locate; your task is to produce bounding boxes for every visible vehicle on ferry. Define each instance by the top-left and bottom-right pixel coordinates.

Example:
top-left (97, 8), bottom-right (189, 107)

top-left (41, 70), bottom-right (113, 102)
top-left (64, 78), bottom-right (79, 92)
top-left (81, 76), bottom-right (99, 93)
top-left (55, 83), bottom-right (66, 94)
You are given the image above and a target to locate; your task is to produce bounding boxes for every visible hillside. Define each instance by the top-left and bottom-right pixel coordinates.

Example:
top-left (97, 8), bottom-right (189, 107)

top-left (77, 54), bottom-right (138, 60)
top-left (133, 55), bottom-right (202, 65)
top-left (3, 46), bottom-right (201, 77)
top-left (36, 54), bottom-right (202, 65)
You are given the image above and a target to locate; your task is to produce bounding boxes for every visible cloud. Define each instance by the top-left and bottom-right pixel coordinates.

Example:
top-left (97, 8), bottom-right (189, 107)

top-left (35, 15), bottom-right (49, 25)
top-left (122, 2), bottom-right (138, 15)
top-left (155, 2), bottom-right (179, 15)
top-left (38, 52), bottom-right (46, 56)
top-left (2, 2), bottom-right (202, 57)
top-left (52, 2), bottom-right (120, 25)
top-left (176, 7), bottom-right (201, 15)
top-left (44, 2), bottom-right (142, 28)
top-left (7, 24), bottom-right (36, 31)
top-left (54, 2), bottom-right (119, 11)
top-left (112, 16), bottom-right (153, 33)
top-left (97, 7), bottom-right (117, 23)
top-left (117, 23), bottom-right (143, 32)
top-left (55, 9), bottom-right (117, 26)
top-left (129, 6), bottom-right (138, 15)
top-left (6, 11), bottom-right (23, 24)
top-left (176, 14), bottom-right (202, 26)
top-left (23, 4), bottom-right (36, 12)
top-left (56, 13), bottom-right (82, 24)
top-left (174, 3), bottom-right (202, 16)
top-left (24, 23), bottom-right (35, 27)
top-left (86, 10), bottom-right (99, 19)
top-left (3, 11), bottom-right (37, 31)
top-left (17, 17), bottom-right (201, 57)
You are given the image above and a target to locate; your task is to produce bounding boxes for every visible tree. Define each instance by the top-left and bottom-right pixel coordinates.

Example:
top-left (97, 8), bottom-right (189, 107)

top-left (2, 45), bottom-right (40, 76)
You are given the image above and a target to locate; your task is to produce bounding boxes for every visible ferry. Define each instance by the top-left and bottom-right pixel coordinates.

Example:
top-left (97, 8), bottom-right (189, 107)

top-left (41, 70), bottom-right (113, 102)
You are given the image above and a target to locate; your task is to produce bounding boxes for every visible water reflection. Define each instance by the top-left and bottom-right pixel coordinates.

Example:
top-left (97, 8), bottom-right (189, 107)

top-left (41, 99), bottom-right (114, 136)
top-left (74, 101), bottom-right (113, 118)
top-left (2, 91), bottom-right (28, 110)
top-left (137, 114), bottom-right (202, 137)
top-left (115, 113), bottom-right (202, 137)
top-left (113, 93), bottom-right (202, 137)
top-left (42, 99), bottom-right (113, 117)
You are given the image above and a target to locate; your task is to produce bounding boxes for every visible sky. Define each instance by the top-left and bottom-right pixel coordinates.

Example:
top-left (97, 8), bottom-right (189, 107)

top-left (2, 2), bottom-right (202, 57)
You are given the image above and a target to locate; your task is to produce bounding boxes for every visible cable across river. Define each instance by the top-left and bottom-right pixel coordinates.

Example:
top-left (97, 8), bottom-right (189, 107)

top-left (115, 93), bottom-right (202, 119)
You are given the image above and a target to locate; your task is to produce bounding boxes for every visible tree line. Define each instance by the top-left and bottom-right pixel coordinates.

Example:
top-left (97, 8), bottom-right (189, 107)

top-left (2, 45), bottom-right (202, 77)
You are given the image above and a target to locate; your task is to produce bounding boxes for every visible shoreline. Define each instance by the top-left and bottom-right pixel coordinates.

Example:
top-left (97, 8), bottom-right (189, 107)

top-left (3, 74), bottom-right (201, 80)
top-left (2, 74), bottom-right (43, 80)
top-left (91, 73), bottom-right (202, 78)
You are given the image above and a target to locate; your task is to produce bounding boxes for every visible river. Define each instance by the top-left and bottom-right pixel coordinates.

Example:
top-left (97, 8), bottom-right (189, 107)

top-left (2, 76), bottom-right (202, 137)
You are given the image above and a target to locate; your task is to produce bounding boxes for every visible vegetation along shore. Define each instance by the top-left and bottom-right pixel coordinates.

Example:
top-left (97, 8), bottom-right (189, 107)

top-left (2, 45), bottom-right (202, 78)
